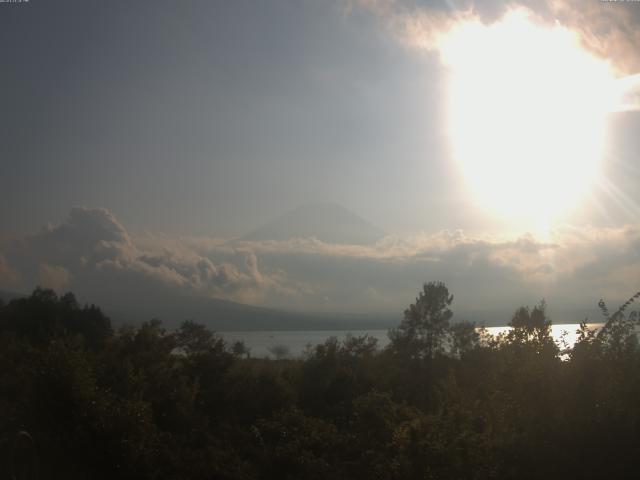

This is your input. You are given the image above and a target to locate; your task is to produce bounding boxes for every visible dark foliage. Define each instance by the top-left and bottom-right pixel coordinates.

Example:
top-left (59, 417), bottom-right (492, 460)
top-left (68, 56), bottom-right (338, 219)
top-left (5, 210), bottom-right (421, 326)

top-left (1, 284), bottom-right (639, 479)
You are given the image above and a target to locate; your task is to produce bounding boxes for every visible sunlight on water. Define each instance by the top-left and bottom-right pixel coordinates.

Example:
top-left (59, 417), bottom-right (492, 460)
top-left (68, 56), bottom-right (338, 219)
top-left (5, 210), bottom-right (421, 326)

top-left (222, 330), bottom-right (389, 358)
top-left (483, 323), bottom-right (603, 350)
top-left (222, 324), bottom-right (604, 358)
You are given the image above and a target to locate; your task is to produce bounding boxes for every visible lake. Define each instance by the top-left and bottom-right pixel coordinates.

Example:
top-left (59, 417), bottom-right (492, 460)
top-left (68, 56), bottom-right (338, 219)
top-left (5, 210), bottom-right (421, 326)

top-left (220, 323), bottom-right (602, 358)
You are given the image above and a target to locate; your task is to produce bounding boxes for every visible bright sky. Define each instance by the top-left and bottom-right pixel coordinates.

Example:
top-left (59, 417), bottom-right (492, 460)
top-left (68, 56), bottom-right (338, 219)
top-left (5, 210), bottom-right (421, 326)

top-left (1, 0), bottom-right (640, 321)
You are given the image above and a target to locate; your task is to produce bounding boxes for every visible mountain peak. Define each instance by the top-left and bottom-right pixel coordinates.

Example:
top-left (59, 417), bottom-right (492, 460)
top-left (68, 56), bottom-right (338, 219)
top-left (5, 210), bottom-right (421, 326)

top-left (242, 203), bottom-right (384, 245)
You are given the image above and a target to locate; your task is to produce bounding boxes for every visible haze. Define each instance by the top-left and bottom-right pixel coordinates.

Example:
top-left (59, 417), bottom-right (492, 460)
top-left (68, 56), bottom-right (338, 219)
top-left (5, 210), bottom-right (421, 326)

top-left (2, 0), bottom-right (640, 325)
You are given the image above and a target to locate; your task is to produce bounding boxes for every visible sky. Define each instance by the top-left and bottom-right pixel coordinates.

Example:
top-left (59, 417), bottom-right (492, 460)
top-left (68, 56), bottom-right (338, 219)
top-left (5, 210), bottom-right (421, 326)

top-left (1, 0), bottom-right (640, 323)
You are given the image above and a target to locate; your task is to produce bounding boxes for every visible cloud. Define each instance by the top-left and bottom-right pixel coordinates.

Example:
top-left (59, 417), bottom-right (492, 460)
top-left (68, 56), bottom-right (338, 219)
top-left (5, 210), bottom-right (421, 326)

top-left (344, 0), bottom-right (640, 75)
top-left (0, 255), bottom-right (20, 290)
top-left (183, 224), bottom-right (640, 314)
top-left (1, 207), bottom-right (297, 307)
top-left (341, 0), bottom-right (475, 51)
top-left (546, 0), bottom-right (640, 75)
top-left (36, 264), bottom-right (71, 291)
top-left (2, 207), bottom-right (639, 322)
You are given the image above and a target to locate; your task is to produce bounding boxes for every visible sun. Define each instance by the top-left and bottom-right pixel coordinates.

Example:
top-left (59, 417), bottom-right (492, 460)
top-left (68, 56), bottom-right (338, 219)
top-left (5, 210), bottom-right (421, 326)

top-left (438, 9), bottom-right (618, 227)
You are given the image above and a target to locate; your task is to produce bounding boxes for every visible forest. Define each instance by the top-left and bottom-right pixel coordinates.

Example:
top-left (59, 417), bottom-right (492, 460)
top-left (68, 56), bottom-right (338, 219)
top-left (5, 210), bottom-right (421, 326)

top-left (1, 283), bottom-right (639, 479)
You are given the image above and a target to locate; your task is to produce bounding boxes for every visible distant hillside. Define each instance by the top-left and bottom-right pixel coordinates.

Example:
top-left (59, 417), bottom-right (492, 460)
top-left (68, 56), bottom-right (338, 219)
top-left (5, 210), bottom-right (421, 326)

top-left (100, 292), bottom-right (396, 331)
top-left (4, 287), bottom-right (603, 331)
top-left (242, 203), bottom-right (385, 245)
top-left (0, 289), bottom-right (25, 303)
top-left (0, 287), bottom-right (393, 331)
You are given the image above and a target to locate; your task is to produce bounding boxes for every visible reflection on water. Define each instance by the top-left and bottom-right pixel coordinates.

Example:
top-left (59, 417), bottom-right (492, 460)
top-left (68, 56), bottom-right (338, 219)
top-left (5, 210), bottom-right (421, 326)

top-left (483, 323), bottom-right (603, 351)
top-left (222, 330), bottom-right (389, 358)
top-left (221, 324), bottom-right (603, 358)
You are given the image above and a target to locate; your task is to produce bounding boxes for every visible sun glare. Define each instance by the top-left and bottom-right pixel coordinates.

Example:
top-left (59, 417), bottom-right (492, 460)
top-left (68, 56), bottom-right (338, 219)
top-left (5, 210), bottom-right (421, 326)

top-left (439, 9), bottom-right (618, 227)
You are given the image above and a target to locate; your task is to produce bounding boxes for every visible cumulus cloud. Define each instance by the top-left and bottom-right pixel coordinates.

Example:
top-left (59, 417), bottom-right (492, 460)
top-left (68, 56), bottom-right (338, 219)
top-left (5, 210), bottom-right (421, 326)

top-left (341, 0), bottom-right (474, 51)
top-left (344, 0), bottom-right (640, 75)
top-left (182, 224), bottom-right (640, 315)
top-left (1, 207), bottom-right (297, 307)
top-left (2, 207), bottom-right (639, 323)
top-left (546, 0), bottom-right (640, 75)
top-left (0, 255), bottom-right (20, 290)
top-left (36, 264), bottom-right (72, 291)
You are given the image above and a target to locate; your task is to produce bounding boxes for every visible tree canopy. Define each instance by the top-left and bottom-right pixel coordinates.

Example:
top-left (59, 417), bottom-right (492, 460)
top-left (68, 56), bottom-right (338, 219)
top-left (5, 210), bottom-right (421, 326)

top-left (1, 285), bottom-right (639, 479)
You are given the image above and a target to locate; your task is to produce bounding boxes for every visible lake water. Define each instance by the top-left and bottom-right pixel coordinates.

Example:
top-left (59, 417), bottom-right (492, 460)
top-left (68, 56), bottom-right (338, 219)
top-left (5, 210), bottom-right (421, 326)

top-left (220, 323), bottom-right (602, 358)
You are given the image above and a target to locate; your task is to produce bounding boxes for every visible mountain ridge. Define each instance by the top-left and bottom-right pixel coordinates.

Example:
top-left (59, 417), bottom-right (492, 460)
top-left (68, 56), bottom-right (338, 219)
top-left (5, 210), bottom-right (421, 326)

top-left (241, 203), bottom-right (385, 245)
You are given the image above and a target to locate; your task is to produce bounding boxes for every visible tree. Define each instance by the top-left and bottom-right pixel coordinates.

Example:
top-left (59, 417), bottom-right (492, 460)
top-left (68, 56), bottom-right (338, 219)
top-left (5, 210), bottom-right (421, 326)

top-left (175, 320), bottom-right (224, 356)
top-left (449, 320), bottom-right (479, 358)
top-left (231, 339), bottom-right (251, 358)
top-left (0, 288), bottom-right (111, 348)
top-left (509, 301), bottom-right (550, 334)
top-left (268, 344), bottom-right (291, 360)
top-left (388, 281), bottom-right (454, 359)
top-left (506, 301), bottom-right (557, 352)
top-left (595, 292), bottom-right (640, 358)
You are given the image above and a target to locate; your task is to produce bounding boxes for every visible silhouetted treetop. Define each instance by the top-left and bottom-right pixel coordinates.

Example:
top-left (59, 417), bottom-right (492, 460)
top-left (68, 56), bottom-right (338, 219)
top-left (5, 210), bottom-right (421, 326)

top-left (1, 284), bottom-right (639, 479)
top-left (388, 281), bottom-right (453, 359)
top-left (0, 287), bottom-right (111, 347)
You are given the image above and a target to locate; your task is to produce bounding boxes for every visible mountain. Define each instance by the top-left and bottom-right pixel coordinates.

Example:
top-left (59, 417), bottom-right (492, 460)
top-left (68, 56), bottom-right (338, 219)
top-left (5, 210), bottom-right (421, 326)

top-left (242, 203), bottom-right (385, 245)
top-left (0, 286), bottom-right (393, 331)
top-left (102, 293), bottom-right (395, 331)
top-left (0, 289), bottom-right (26, 303)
